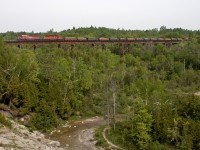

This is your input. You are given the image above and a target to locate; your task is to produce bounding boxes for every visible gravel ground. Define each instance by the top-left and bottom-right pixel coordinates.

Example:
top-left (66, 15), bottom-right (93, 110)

top-left (0, 120), bottom-right (64, 150)
top-left (47, 117), bottom-right (106, 150)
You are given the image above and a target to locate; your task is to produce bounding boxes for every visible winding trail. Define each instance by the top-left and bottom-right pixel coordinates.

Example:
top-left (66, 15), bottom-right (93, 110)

top-left (102, 128), bottom-right (124, 150)
top-left (47, 116), bottom-right (124, 150)
top-left (47, 117), bottom-right (105, 150)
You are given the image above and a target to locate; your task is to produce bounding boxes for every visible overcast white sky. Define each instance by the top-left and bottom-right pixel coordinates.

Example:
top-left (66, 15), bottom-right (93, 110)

top-left (0, 0), bottom-right (199, 32)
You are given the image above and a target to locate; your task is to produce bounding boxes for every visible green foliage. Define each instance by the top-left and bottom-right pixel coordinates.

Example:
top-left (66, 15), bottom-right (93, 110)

top-left (56, 100), bottom-right (72, 120)
top-left (29, 100), bottom-right (58, 132)
top-left (132, 98), bottom-right (153, 149)
top-left (1, 27), bottom-right (200, 147)
top-left (95, 126), bottom-right (109, 148)
top-left (0, 36), bottom-right (3, 49)
top-left (105, 98), bottom-right (153, 149)
top-left (176, 94), bottom-right (200, 120)
top-left (0, 113), bottom-right (11, 128)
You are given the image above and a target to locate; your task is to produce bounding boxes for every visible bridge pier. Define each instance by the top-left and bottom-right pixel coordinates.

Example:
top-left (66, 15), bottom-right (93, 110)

top-left (119, 44), bottom-right (126, 55)
top-left (118, 44), bottom-right (131, 55)
top-left (33, 45), bottom-right (36, 51)
top-left (63, 44), bottom-right (67, 51)
top-left (71, 44), bottom-right (75, 50)
top-left (17, 44), bottom-right (37, 51)
top-left (165, 43), bottom-right (172, 47)
top-left (127, 44), bottom-right (130, 52)
top-left (58, 43), bottom-right (61, 49)
top-left (102, 44), bottom-right (106, 51)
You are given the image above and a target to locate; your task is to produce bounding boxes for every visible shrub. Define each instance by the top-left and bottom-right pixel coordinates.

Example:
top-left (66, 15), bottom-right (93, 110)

top-left (29, 100), bottom-right (58, 132)
top-left (0, 113), bottom-right (11, 128)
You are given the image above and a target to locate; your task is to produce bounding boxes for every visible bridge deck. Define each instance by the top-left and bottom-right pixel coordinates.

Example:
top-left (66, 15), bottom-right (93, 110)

top-left (4, 38), bottom-right (190, 46)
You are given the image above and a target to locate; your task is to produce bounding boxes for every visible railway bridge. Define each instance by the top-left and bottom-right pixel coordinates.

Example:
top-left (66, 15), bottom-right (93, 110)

top-left (4, 37), bottom-right (192, 53)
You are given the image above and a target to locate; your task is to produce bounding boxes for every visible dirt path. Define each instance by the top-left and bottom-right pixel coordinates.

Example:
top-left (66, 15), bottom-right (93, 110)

top-left (78, 128), bottom-right (103, 150)
top-left (47, 117), bottom-right (105, 150)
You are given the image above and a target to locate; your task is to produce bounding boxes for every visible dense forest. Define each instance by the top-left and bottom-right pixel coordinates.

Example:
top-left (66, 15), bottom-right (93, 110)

top-left (0, 27), bottom-right (200, 149)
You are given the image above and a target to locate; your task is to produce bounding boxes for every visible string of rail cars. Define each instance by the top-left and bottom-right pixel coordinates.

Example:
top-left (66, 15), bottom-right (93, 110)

top-left (4, 35), bottom-right (192, 47)
top-left (15, 35), bottom-right (192, 42)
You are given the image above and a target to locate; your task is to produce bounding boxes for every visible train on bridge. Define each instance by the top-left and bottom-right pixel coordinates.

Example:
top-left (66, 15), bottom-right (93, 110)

top-left (5, 35), bottom-right (192, 51)
top-left (16, 35), bottom-right (192, 43)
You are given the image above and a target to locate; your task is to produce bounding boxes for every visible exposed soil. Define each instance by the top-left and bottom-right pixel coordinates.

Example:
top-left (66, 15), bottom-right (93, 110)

top-left (47, 117), bottom-right (106, 150)
top-left (0, 113), bottom-right (122, 150)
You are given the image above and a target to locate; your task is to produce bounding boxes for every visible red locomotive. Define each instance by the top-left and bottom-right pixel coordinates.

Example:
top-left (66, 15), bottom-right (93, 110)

top-left (17, 35), bottom-right (40, 40)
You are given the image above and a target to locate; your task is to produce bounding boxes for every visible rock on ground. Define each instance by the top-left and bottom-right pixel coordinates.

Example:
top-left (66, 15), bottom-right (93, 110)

top-left (0, 120), bottom-right (64, 150)
top-left (194, 91), bottom-right (200, 96)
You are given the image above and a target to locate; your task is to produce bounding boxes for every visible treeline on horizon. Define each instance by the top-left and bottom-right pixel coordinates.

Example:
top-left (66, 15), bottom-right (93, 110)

top-left (1, 26), bottom-right (200, 40)
top-left (0, 26), bottom-right (200, 149)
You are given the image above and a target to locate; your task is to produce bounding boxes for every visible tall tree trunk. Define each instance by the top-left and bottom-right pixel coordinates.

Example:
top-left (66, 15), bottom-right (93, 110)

top-left (113, 91), bottom-right (116, 131)
top-left (63, 83), bottom-right (68, 103)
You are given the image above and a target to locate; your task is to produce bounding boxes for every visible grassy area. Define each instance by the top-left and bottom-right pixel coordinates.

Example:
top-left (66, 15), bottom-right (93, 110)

top-left (0, 113), bottom-right (12, 128)
top-left (95, 126), bottom-right (110, 149)
top-left (106, 126), bottom-right (175, 150)
top-left (106, 127), bottom-right (130, 150)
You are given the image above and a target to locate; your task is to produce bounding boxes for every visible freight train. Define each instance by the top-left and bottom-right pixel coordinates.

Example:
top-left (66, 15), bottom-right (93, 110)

top-left (17, 35), bottom-right (192, 42)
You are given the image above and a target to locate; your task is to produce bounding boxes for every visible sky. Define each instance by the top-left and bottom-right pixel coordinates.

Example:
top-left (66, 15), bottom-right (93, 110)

top-left (0, 0), bottom-right (200, 32)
